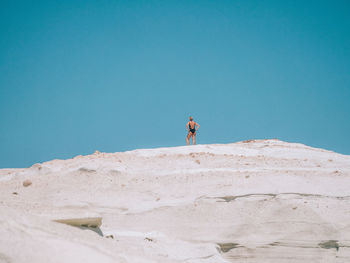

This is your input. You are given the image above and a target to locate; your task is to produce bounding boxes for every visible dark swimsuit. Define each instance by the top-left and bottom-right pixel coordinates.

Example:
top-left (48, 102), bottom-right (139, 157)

top-left (188, 123), bottom-right (196, 134)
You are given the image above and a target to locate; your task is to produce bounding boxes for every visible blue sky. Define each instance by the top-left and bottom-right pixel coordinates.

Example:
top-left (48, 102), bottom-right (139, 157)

top-left (1, 0), bottom-right (349, 168)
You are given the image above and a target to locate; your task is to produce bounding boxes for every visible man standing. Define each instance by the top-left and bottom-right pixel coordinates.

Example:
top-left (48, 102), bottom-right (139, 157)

top-left (186, 116), bottom-right (200, 145)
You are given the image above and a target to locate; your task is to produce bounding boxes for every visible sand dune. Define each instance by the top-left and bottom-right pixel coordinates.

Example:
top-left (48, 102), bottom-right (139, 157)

top-left (1, 139), bottom-right (350, 262)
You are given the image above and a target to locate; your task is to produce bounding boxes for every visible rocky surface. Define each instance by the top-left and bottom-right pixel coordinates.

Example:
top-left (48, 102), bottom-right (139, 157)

top-left (1, 139), bottom-right (350, 262)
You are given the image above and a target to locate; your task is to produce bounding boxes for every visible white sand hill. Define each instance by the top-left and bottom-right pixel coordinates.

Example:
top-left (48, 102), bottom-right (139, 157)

top-left (1, 139), bottom-right (350, 263)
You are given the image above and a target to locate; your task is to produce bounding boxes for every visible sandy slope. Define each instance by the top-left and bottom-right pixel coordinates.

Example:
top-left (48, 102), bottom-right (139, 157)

top-left (1, 139), bottom-right (350, 263)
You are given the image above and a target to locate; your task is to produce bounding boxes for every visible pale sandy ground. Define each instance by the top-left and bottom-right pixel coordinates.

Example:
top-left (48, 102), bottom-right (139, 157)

top-left (1, 139), bottom-right (350, 263)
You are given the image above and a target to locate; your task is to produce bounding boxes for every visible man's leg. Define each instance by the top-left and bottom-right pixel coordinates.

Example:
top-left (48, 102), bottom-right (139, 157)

top-left (192, 134), bottom-right (196, 145)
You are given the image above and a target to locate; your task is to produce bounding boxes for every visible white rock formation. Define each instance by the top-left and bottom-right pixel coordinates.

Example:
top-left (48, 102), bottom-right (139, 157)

top-left (0, 139), bottom-right (350, 262)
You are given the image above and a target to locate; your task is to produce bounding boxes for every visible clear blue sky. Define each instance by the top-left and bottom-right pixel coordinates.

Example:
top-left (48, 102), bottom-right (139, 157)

top-left (1, 0), bottom-right (349, 168)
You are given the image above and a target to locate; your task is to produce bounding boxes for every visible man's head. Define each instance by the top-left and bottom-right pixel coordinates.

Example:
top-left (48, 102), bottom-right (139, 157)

top-left (189, 116), bottom-right (193, 121)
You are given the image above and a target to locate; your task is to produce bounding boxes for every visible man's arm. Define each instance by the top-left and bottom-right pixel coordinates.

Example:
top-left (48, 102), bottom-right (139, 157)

top-left (186, 122), bottom-right (190, 131)
top-left (196, 123), bottom-right (200, 130)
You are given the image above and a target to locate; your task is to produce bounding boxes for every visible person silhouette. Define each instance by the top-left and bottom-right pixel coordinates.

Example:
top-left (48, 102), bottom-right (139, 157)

top-left (186, 116), bottom-right (200, 145)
